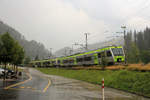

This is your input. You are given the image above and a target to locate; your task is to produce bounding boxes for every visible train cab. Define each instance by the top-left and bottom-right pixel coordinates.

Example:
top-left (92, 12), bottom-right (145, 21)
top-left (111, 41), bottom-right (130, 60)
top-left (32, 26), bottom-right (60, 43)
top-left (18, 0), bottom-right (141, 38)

top-left (110, 47), bottom-right (125, 63)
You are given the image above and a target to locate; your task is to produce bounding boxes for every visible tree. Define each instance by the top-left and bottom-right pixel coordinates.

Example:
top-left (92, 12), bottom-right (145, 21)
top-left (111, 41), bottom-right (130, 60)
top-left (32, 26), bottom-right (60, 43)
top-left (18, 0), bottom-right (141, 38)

top-left (35, 55), bottom-right (39, 60)
top-left (140, 50), bottom-right (150, 64)
top-left (12, 41), bottom-right (25, 72)
top-left (136, 32), bottom-right (145, 50)
top-left (0, 33), bottom-right (15, 80)
top-left (134, 30), bottom-right (137, 44)
top-left (126, 28), bottom-right (150, 64)
top-left (101, 51), bottom-right (107, 70)
top-left (125, 31), bottom-right (132, 51)
top-left (0, 32), bottom-right (25, 80)
top-left (0, 32), bottom-right (15, 63)
top-left (12, 41), bottom-right (24, 65)
top-left (24, 56), bottom-right (31, 65)
top-left (127, 42), bottom-right (140, 63)
top-left (143, 27), bottom-right (150, 50)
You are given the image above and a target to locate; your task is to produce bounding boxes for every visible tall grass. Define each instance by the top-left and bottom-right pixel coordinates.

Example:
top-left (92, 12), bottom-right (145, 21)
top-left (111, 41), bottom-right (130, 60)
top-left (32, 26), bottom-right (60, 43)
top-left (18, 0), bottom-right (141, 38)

top-left (37, 68), bottom-right (150, 97)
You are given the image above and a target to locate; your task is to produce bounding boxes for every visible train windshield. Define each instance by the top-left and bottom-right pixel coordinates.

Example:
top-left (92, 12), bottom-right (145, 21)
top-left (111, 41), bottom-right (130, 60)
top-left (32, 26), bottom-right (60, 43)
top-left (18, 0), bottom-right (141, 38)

top-left (111, 48), bottom-right (124, 56)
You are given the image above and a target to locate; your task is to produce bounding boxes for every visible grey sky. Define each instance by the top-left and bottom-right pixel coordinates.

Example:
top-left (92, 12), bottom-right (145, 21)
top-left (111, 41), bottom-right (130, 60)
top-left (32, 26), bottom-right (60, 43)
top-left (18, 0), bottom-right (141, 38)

top-left (0, 0), bottom-right (150, 51)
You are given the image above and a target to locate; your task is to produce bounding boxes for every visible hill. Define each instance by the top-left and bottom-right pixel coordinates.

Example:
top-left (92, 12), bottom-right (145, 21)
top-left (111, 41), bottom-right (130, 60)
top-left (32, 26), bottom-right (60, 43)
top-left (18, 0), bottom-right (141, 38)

top-left (0, 20), bottom-right (49, 59)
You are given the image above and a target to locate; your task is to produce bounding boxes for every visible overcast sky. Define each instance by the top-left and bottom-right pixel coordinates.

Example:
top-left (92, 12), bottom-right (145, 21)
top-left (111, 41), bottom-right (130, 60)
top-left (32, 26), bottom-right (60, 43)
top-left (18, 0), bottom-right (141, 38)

top-left (0, 0), bottom-right (150, 51)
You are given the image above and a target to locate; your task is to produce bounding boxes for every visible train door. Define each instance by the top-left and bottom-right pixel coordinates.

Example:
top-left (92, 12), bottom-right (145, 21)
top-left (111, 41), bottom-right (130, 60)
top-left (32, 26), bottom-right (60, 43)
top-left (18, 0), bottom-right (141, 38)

top-left (106, 50), bottom-right (114, 64)
top-left (93, 53), bottom-right (98, 65)
top-left (83, 54), bottom-right (93, 65)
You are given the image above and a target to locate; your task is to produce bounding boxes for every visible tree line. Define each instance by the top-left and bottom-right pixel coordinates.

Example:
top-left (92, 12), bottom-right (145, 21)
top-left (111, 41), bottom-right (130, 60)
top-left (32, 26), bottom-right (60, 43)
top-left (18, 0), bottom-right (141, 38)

top-left (125, 27), bottom-right (150, 64)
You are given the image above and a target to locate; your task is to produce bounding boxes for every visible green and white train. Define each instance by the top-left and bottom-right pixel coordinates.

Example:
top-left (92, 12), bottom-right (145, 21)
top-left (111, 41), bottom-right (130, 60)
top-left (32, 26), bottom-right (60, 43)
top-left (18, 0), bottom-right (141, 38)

top-left (30, 46), bottom-right (125, 67)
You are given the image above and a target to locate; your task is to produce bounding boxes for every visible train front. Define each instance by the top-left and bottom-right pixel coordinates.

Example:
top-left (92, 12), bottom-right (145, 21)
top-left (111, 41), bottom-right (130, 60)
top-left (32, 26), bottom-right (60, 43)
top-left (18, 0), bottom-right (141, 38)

top-left (110, 46), bottom-right (125, 64)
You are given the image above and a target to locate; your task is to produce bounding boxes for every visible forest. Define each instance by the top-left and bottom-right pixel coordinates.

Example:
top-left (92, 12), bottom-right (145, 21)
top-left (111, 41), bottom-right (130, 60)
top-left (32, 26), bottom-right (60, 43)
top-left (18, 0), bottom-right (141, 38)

top-left (125, 27), bottom-right (150, 64)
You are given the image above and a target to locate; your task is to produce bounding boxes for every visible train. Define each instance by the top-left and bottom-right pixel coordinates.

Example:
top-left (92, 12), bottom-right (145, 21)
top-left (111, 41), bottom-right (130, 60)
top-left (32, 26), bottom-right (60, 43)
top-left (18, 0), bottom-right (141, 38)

top-left (30, 46), bottom-right (125, 68)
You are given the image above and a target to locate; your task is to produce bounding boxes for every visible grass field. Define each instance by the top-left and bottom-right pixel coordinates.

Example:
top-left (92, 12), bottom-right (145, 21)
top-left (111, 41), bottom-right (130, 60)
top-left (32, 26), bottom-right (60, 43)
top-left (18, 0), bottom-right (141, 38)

top-left (68, 64), bottom-right (150, 71)
top-left (37, 68), bottom-right (150, 97)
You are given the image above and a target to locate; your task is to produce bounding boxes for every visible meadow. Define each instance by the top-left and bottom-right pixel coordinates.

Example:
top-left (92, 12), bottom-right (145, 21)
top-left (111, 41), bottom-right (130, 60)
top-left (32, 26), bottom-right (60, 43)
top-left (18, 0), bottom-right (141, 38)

top-left (37, 67), bottom-right (150, 97)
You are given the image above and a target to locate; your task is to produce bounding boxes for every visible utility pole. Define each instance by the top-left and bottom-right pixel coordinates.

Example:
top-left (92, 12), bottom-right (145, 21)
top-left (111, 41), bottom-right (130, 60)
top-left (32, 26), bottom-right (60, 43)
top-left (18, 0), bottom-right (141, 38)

top-left (70, 43), bottom-right (76, 55)
top-left (121, 26), bottom-right (127, 64)
top-left (69, 43), bottom-right (76, 55)
top-left (116, 26), bottom-right (126, 45)
top-left (85, 33), bottom-right (90, 51)
top-left (116, 26), bottom-right (127, 64)
top-left (121, 26), bottom-right (126, 44)
top-left (74, 42), bottom-right (85, 52)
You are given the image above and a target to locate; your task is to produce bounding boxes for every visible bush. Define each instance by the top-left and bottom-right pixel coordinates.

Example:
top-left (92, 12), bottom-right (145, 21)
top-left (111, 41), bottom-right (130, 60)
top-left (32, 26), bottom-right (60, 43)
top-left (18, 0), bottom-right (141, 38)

top-left (140, 50), bottom-right (150, 64)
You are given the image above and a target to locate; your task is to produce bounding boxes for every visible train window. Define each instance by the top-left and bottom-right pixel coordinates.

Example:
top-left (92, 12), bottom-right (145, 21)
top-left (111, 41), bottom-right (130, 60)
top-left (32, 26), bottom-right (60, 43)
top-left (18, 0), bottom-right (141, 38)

top-left (98, 53), bottom-right (101, 58)
top-left (36, 62), bottom-right (41, 66)
top-left (63, 60), bottom-right (68, 63)
top-left (84, 56), bottom-right (92, 61)
top-left (69, 59), bottom-right (74, 63)
top-left (44, 62), bottom-right (46, 65)
top-left (45, 62), bottom-right (48, 64)
top-left (48, 62), bottom-right (51, 64)
top-left (111, 48), bottom-right (123, 56)
top-left (58, 60), bottom-right (60, 63)
top-left (77, 58), bottom-right (83, 62)
top-left (52, 61), bottom-right (56, 64)
top-left (107, 51), bottom-right (112, 57)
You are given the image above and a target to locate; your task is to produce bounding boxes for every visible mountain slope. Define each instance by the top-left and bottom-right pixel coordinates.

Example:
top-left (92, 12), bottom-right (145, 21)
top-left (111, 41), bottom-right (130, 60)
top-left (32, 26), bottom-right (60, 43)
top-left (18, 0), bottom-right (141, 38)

top-left (0, 21), bottom-right (49, 59)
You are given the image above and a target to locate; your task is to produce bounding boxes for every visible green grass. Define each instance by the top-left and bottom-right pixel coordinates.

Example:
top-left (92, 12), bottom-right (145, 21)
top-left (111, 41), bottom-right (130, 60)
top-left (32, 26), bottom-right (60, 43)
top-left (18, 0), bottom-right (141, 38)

top-left (37, 68), bottom-right (150, 97)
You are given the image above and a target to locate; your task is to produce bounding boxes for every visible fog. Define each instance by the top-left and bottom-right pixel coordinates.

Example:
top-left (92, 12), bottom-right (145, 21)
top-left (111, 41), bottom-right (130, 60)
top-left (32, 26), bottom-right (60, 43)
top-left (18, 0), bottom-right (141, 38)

top-left (0, 0), bottom-right (150, 51)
